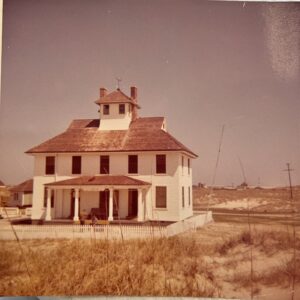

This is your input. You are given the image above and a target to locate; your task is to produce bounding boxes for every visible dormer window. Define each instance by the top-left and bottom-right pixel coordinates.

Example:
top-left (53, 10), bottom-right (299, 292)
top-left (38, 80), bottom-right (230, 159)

top-left (119, 104), bottom-right (125, 114)
top-left (103, 105), bottom-right (110, 115)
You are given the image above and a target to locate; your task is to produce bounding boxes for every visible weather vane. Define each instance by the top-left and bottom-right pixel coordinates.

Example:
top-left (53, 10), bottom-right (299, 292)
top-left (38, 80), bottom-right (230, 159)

top-left (116, 77), bottom-right (122, 89)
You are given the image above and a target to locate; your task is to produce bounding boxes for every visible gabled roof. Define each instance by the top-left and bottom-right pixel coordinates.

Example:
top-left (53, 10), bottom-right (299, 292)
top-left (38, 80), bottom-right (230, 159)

top-left (0, 180), bottom-right (5, 186)
top-left (95, 89), bottom-right (140, 108)
top-left (10, 179), bottom-right (33, 193)
top-left (45, 175), bottom-right (150, 187)
top-left (26, 117), bottom-right (197, 157)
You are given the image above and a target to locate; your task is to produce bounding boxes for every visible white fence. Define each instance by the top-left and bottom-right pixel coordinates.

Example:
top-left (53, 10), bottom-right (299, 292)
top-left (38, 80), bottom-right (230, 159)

top-left (0, 224), bottom-right (167, 240)
top-left (0, 207), bottom-right (20, 217)
top-left (166, 211), bottom-right (213, 237)
top-left (24, 207), bottom-right (32, 216)
top-left (0, 212), bottom-right (213, 240)
top-left (0, 206), bottom-right (32, 218)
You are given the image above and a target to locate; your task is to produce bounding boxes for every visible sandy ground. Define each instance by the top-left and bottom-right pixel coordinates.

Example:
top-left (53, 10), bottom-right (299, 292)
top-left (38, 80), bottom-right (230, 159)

top-left (193, 186), bottom-right (300, 213)
top-left (186, 222), bottom-right (300, 300)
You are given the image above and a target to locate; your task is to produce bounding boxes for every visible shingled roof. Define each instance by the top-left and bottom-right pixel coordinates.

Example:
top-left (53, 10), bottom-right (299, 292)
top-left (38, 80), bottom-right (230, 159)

top-left (26, 117), bottom-right (197, 157)
top-left (10, 179), bottom-right (33, 193)
top-left (45, 175), bottom-right (150, 187)
top-left (95, 89), bottom-right (140, 108)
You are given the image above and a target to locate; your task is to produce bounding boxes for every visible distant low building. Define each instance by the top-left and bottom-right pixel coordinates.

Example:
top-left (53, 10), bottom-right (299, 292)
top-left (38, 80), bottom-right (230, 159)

top-left (0, 180), bottom-right (10, 207)
top-left (237, 182), bottom-right (248, 190)
top-left (8, 179), bottom-right (33, 207)
top-left (197, 182), bottom-right (206, 188)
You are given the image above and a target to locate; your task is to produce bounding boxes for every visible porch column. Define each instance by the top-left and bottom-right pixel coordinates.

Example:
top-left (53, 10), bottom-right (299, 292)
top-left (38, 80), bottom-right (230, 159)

top-left (73, 188), bottom-right (80, 221)
top-left (108, 187), bottom-right (114, 221)
top-left (45, 188), bottom-right (52, 221)
top-left (137, 188), bottom-right (144, 222)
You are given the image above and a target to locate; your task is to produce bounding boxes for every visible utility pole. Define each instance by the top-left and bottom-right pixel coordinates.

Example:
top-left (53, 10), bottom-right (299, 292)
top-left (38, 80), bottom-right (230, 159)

top-left (238, 155), bottom-right (247, 184)
top-left (283, 163), bottom-right (294, 199)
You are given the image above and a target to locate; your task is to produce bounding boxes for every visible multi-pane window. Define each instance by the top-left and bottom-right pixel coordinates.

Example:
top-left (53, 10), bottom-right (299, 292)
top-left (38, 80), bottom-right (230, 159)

top-left (72, 156), bottom-right (81, 174)
top-left (188, 158), bottom-right (190, 175)
top-left (45, 156), bottom-right (55, 175)
top-left (43, 188), bottom-right (54, 208)
top-left (155, 186), bottom-right (167, 208)
top-left (188, 186), bottom-right (191, 206)
top-left (119, 104), bottom-right (125, 114)
top-left (182, 186), bottom-right (185, 207)
top-left (100, 155), bottom-right (110, 174)
top-left (128, 155), bottom-right (138, 174)
top-left (103, 104), bottom-right (110, 115)
top-left (156, 154), bottom-right (166, 174)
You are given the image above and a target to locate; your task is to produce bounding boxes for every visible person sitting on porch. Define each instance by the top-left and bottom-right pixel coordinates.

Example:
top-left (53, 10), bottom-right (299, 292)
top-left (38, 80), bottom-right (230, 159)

top-left (91, 214), bottom-right (98, 226)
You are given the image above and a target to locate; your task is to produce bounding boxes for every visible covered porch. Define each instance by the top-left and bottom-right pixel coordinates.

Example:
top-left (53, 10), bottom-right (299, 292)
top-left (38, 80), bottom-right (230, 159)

top-left (44, 175), bottom-right (151, 223)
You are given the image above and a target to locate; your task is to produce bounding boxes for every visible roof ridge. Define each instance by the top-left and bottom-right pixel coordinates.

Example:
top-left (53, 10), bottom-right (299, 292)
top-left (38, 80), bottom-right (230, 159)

top-left (115, 89), bottom-right (132, 100)
top-left (72, 118), bottom-right (97, 121)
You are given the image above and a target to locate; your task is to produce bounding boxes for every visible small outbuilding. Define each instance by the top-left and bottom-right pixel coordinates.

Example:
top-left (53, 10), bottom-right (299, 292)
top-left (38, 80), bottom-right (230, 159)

top-left (8, 179), bottom-right (33, 207)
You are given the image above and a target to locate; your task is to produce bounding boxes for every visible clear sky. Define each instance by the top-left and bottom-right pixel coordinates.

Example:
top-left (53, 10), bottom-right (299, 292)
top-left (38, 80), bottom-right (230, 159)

top-left (1, 0), bottom-right (299, 187)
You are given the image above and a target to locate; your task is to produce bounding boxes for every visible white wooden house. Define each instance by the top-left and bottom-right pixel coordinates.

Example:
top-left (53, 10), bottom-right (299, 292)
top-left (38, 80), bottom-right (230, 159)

top-left (8, 179), bottom-right (33, 207)
top-left (26, 86), bottom-right (197, 223)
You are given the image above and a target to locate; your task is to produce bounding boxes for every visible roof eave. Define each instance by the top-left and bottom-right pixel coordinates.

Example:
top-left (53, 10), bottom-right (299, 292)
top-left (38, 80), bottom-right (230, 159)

top-left (25, 149), bottom-right (198, 155)
top-left (94, 99), bottom-right (141, 108)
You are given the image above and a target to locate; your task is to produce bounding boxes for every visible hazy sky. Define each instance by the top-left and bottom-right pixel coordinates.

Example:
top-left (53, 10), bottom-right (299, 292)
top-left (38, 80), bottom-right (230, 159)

top-left (1, 0), bottom-right (300, 186)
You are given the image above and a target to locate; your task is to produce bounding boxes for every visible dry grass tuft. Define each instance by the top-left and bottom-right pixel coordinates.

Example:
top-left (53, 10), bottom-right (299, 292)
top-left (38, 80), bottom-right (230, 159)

top-left (1, 223), bottom-right (299, 298)
top-left (0, 237), bottom-right (218, 296)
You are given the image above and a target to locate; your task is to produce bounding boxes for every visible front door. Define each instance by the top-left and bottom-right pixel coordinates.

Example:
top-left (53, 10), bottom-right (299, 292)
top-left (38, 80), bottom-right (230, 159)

top-left (99, 190), bottom-right (109, 219)
top-left (128, 189), bottom-right (138, 217)
top-left (113, 190), bottom-right (119, 217)
top-left (99, 190), bottom-right (119, 219)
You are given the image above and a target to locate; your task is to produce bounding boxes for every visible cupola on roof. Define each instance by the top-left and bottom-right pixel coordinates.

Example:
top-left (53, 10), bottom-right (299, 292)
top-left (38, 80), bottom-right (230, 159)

top-left (95, 88), bottom-right (140, 108)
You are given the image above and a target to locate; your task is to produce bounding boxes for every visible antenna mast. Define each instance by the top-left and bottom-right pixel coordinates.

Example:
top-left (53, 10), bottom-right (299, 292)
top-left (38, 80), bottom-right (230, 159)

top-left (116, 77), bottom-right (122, 90)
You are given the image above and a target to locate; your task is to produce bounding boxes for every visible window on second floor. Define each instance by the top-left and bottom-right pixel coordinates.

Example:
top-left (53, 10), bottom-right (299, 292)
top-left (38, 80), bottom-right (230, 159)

top-left (103, 104), bottom-right (110, 115)
top-left (72, 156), bottom-right (81, 174)
top-left (188, 158), bottom-right (190, 175)
top-left (45, 156), bottom-right (55, 175)
top-left (128, 155), bottom-right (138, 174)
top-left (156, 154), bottom-right (166, 174)
top-left (100, 155), bottom-right (110, 174)
top-left (119, 104), bottom-right (125, 114)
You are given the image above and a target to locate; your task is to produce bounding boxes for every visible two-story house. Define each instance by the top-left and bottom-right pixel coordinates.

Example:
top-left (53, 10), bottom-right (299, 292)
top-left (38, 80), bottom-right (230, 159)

top-left (26, 86), bottom-right (197, 223)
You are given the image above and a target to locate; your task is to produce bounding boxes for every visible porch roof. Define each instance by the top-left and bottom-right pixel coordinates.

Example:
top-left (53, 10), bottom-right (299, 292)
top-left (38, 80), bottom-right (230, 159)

top-left (44, 175), bottom-right (151, 187)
